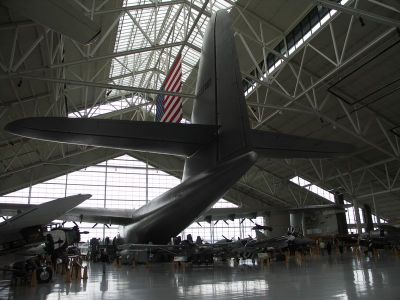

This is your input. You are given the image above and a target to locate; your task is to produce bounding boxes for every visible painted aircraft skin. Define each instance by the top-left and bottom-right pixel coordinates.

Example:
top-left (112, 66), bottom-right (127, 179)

top-left (0, 194), bottom-right (91, 265)
top-left (5, 11), bottom-right (354, 244)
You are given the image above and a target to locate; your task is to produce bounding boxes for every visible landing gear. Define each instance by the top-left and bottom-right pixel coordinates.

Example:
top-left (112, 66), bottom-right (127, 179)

top-left (37, 266), bottom-right (53, 283)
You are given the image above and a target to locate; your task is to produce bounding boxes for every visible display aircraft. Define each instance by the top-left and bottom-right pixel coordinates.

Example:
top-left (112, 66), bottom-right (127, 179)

top-left (118, 226), bottom-right (313, 264)
top-left (360, 224), bottom-right (400, 247)
top-left (229, 228), bottom-right (313, 260)
top-left (0, 194), bottom-right (90, 263)
top-left (5, 10), bottom-right (354, 245)
top-left (0, 194), bottom-right (90, 281)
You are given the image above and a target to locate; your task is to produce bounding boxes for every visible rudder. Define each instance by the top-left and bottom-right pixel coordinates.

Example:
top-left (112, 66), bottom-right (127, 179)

top-left (184, 10), bottom-right (250, 179)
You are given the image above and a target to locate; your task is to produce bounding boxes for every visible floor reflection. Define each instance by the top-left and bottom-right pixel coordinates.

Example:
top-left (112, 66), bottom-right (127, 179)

top-left (5, 254), bottom-right (400, 300)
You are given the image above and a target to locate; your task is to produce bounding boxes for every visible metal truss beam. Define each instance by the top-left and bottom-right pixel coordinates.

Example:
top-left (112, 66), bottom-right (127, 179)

top-left (317, 0), bottom-right (400, 28)
top-left (1, 42), bottom-right (186, 76)
top-left (18, 75), bottom-right (196, 98)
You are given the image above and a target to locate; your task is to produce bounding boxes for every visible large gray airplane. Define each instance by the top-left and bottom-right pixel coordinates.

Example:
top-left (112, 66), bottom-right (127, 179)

top-left (5, 11), bottom-right (354, 244)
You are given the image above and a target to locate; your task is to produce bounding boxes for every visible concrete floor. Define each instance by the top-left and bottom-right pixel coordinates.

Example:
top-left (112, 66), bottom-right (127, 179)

top-left (3, 253), bottom-right (400, 299)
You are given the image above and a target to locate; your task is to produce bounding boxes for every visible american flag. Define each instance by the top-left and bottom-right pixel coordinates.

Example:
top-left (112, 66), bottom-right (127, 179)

top-left (155, 54), bottom-right (183, 123)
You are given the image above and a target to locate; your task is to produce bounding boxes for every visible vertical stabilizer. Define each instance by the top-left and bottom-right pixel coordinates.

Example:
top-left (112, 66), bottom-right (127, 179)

top-left (255, 229), bottom-right (267, 240)
top-left (184, 10), bottom-right (250, 179)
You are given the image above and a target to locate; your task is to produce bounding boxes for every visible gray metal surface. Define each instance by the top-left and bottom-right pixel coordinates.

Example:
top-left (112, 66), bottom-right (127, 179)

top-left (249, 129), bottom-right (355, 158)
top-left (0, 194), bottom-right (90, 244)
top-left (5, 118), bottom-right (217, 157)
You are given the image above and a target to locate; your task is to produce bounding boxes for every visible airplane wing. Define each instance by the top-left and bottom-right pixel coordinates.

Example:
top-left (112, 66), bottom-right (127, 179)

top-left (0, 204), bottom-right (133, 226)
top-left (288, 204), bottom-right (347, 212)
top-left (0, 194), bottom-right (91, 243)
top-left (0, 204), bottom-right (265, 226)
top-left (0, 203), bottom-right (344, 228)
top-left (195, 207), bottom-right (269, 223)
top-left (249, 129), bottom-right (355, 158)
top-left (61, 207), bottom-right (133, 225)
top-left (195, 205), bottom-right (346, 224)
top-left (5, 117), bottom-right (217, 157)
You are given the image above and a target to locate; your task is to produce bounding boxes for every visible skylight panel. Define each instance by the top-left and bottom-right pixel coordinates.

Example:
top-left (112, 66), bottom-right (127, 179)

top-left (243, 0), bottom-right (353, 97)
top-left (212, 199), bottom-right (238, 208)
top-left (291, 176), bottom-right (386, 229)
top-left (290, 176), bottom-right (335, 203)
top-left (68, 1), bottom-right (237, 119)
top-left (290, 176), bottom-right (310, 187)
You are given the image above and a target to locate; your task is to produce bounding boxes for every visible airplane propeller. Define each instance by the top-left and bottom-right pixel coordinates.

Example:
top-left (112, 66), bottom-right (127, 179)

top-left (222, 235), bottom-right (233, 242)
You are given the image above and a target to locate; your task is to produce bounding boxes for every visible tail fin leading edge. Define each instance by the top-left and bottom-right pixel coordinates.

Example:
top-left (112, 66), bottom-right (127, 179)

top-left (184, 11), bottom-right (251, 179)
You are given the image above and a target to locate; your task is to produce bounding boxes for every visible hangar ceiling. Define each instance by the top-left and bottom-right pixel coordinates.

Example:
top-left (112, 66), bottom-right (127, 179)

top-left (0, 0), bottom-right (399, 223)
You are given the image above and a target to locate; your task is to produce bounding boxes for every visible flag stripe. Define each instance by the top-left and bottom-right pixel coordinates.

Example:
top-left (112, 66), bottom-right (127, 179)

top-left (156, 54), bottom-right (183, 123)
top-left (169, 100), bottom-right (183, 123)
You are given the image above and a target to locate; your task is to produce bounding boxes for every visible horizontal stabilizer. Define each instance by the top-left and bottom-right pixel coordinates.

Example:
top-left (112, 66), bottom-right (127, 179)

top-left (5, 117), bottom-right (217, 157)
top-left (249, 129), bottom-right (355, 158)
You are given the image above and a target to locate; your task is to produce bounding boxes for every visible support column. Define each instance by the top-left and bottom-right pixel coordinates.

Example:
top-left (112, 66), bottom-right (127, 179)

top-left (263, 215), bottom-right (269, 233)
top-left (290, 212), bottom-right (305, 235)
top-left (103, 161), bottom-right (108, 240)
top-left (334, 192), bottom-right (348, 235)
top-left (145, 160), bottom-right (149, 204)
top-left (353, 199), bottom-right (363, 234)
top-left (268, 212), bottom-right (290, 237)
top-left (210, 221), bottom-right (214, 243)
top-left (362, 204), bottom-right (373, 232)
top-left (371, 185), bottom-right (380, 225)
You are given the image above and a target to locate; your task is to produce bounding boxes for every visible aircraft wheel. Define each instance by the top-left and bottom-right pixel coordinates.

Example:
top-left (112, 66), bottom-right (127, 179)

top-left (37, 267), bottom-right (53, 283)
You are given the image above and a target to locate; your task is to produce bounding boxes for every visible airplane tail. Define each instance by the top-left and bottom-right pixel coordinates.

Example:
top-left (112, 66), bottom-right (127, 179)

top-left (6, 10), bottom-right (354, 170)
top-left (255, 229), bottom-right (267, 240)
top-left (183, 10), bottom-right (251, 179)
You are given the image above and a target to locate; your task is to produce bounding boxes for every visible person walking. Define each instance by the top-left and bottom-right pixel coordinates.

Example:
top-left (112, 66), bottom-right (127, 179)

top-left (100, 249), bottom-right (109, 274)
top-left (326, 241), bottom-right (332, 256)
top-left (319, 240), bottom-right (326, 256)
